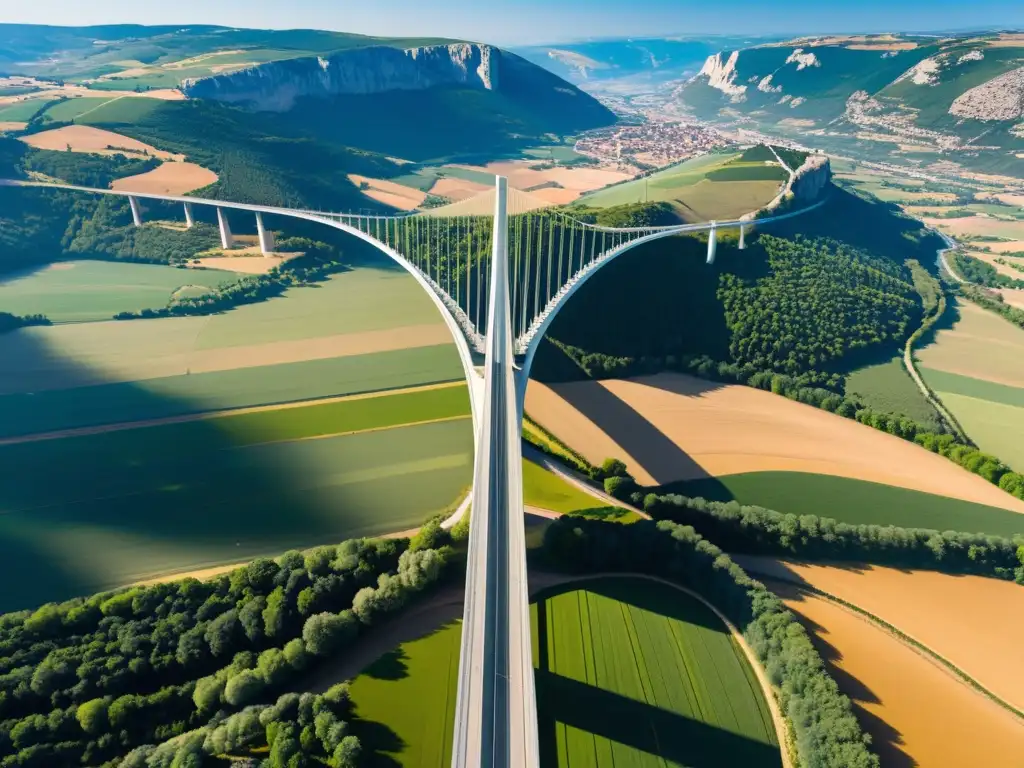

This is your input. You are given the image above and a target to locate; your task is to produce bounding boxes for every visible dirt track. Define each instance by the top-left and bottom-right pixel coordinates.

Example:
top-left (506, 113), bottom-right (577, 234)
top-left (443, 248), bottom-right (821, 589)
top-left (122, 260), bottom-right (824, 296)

top-left (525, 372), bottom-right (1024, 512)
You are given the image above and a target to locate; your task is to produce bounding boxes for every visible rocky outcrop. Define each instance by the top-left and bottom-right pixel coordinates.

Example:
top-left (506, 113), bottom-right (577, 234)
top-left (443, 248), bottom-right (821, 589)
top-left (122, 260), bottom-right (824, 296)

top-left (790, 153), bottom-right (831, 203)
top-left (949, 66), bottom-right (1024, 121)
top-left (181, 43), bottom-right (498, 111)
top-left (696, 51), bottom-right (747, 100)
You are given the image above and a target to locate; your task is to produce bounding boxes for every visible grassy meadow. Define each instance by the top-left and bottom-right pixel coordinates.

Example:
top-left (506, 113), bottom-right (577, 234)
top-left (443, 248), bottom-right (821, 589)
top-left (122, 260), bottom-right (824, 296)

top-left (845, 354), bottom-right (944, 430)
top-left (668, 471), bottom-right (1024, 538)
top-left (347, 576), bottom-right (779, 767)
top-left (0, 386), bottom-right (473, 611)
top-left (0, 259), bottom-right (237, 323)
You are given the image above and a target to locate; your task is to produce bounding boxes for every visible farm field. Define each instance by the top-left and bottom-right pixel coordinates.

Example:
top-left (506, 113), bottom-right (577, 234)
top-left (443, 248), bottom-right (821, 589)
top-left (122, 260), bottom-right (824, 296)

top-left (770, 581), bottom-right (1024, 768)
top-left (347, 576), bottom-right (780, 767)
top-left (0, 259), bottom-right (237, 323)
top-left (0, 98), bottom-right (55, 121)
top-left (738, 556), bottom-right (1024, 711)
top-left (844, 353), bottom-right (943, 430)
top-left (0, 387), bottom-right (473, 611)
top-left (110, 160), bottom-right (218, 195)
top-left (524, 373), bottom-right (1024, 516)
top-left (533, 577), bottom-right (780, 767)
top-left (20, 123), bottom-right (183, 159)
top-left (917, 299), bottom-right (1024, 469)
top-left (347, 173), bottom-right (427, 210)
top-left (0, 264), bottom-right (462, 434)
top-left (39, 96), bottom-right (119, 122)
top-left (921, 214), bottom-right (1024, 241)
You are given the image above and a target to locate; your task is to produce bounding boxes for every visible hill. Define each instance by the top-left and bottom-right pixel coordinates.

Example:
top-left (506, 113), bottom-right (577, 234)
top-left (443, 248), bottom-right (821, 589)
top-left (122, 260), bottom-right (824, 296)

top-left (675, 33), bottom-right (1024, 179)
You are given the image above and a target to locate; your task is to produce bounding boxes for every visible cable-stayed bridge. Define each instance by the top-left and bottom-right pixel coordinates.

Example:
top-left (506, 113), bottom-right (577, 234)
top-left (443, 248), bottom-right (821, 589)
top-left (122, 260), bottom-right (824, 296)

top-left (4, 176), bottom-right (823, 767)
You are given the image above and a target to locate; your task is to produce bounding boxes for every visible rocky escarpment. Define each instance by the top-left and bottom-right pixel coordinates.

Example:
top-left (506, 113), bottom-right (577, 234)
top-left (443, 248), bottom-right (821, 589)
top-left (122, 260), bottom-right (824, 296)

top-left (949, 66), bottom-right (1024, 121)
top-left (181, 43), bottom-right (498, 111)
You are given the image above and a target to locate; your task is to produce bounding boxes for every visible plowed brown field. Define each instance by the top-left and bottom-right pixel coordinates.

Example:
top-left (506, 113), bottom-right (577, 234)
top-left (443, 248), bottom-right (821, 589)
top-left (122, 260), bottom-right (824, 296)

top-left (738, 557), bottom-right (1024, 711)
top-left (771, 582), bottom-right (1024, 767)
top-left (111, 161), bottom-right (218, 195)
top-left (524, 373), bottom-right (1024, 512)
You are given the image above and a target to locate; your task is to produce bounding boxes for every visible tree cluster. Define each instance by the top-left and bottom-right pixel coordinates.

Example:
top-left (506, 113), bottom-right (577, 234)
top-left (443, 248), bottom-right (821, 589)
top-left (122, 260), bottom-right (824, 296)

top-left (541, 516), bottom-right (879, 768)
top-left (122, 685), bottom-right (360, 768)
top-left (0, 536), bottom-right (452, 767)
top-left (952, 253), bottom-right (1024, 290)
top-left (642, 493), bottom-right (1023, 582)
top-left (20, 149), bottom-right (160, 189)
top-left (0, 312), bottom-right (50, 335)
top-left (959, 283), bottom-right (1024, 333)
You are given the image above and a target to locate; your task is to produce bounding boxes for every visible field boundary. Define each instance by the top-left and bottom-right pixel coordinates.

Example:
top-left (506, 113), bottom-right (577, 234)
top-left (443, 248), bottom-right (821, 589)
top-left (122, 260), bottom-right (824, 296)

top-left (0, 379), bottom-right (467, 446)
top-left (237, 413), bottom-right (470, 449)
top-left (754, 571), bottom-right (1024, 724)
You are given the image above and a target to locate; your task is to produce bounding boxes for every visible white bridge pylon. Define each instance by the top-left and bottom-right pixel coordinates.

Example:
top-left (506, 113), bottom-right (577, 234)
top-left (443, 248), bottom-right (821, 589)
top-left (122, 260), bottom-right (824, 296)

top-left (3, 176), bottom-right (825, 768)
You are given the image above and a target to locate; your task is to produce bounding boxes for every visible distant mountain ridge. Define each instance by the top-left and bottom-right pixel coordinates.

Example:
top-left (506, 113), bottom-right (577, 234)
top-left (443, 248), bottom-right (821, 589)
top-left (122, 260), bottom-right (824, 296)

top-left (675, 32), bottom-right (1024, 177)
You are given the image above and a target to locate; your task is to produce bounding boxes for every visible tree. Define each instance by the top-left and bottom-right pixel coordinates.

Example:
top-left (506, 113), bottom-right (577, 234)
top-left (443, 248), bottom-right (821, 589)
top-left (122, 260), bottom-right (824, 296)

top-left (283, 638), bottom-right (309, 671)
top-left (192, 676), bottom-right (225, 713)
top-left (332, 735), bottom-right (362, 768)
top-left (205, 609), bottom-right (240, 657)
top-left (263, 587), bottom-right (290, 639)
top-left (256, 648), bottom-right (290, 686)
top-left (239, 596), bottom-right (266, 643)
top-left (224, 670), bottom-right (265, 707)
top-left (601, 458), bottom-right (629, 478)
top-left (75, 698), bottom-right (108, 735)
top-left (246, 558), bottom-right (280, 593)
top-left (303, 612), bottom-right (359, 657)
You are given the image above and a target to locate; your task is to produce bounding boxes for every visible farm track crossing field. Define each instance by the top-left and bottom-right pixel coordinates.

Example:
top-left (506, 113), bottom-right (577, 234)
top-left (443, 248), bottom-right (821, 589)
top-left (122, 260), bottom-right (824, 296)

top-left (771, 581), bottom-right (1024, 768)
top-left (0, 259), bottom-right (237, 323)
top-left (533, 577), bottom-right (780, 767)
top-left (347, 576), bottom-right (779, 767)
top-left (737, 557), bottom-right (1024, 712)
top-left (0, 388), bottom-right (473, 612)
top-left (525, 373), bottom-right (1024, 516)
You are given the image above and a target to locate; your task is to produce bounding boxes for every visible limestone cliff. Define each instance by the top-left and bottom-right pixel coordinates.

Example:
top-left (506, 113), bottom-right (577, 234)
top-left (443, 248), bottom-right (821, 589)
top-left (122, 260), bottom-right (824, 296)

top-left (181, 43), bottom-right (499, 111)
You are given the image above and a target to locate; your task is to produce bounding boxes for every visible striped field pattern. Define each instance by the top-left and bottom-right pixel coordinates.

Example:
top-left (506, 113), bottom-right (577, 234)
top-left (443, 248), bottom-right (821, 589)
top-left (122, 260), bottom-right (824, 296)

top-left (531, 577), bottom-right (780, 767)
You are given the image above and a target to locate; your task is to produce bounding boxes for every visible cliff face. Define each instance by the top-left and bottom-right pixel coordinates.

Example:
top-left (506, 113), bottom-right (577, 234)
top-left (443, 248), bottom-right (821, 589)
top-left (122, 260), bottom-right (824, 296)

top-left (790, 154), bottom-right (831, 203)
top-left (181, 43), bottom-right (499, 111)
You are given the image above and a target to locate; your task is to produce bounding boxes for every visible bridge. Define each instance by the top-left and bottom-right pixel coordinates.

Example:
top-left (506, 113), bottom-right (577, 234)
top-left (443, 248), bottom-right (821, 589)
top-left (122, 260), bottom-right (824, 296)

top-left (4, 176), bottom-right (824, 767)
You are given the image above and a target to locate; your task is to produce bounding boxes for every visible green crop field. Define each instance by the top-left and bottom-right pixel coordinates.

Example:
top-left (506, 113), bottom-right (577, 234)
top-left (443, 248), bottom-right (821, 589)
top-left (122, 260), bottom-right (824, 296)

top-left (0, 345), bottom-right (464, 438)
top-left (40, 97), bottom-right (119, 122)
top-left (0, 390), bottom-right (473, 611)
top-left (845, 354), bottom-right (943, 430)
top-left (72, 96), bottom-right (166, 125)
top-left (574, 151), bottom-right (782, 222)
top-left (522, 460), bottom-right (607, 514)
top-left (920, 368), bottom-right (1024, 471)
top-left (0, 98), bottom-right (56, 122)
top-left (348, 576), bottom-right (778, 767)
top-left (0, 259), bottom-right (237, 322)
top-left (533, 577), bottom-right (780, 767)
top-left (667, 471), bottom-right (1024, 537)
top-left (521, 145), bottom-right (588, 164)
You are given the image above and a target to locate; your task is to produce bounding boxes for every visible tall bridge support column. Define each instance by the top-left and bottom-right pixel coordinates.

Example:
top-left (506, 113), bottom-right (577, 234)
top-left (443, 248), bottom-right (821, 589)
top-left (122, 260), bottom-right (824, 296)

top-left (738, 223), bottom-right (747, 250)
top-left (183, 202), bottom-right (195, 229)
top-left (706, 224), bottom-right (718, 264)
top-left (451, 176), bottom-right (540, 768)
top-left (256, 212), bottom-right (275, 256)
top-left (128, 196), bottom-right (143, 227)
top-left (216, 208), bottom-right (234, 250)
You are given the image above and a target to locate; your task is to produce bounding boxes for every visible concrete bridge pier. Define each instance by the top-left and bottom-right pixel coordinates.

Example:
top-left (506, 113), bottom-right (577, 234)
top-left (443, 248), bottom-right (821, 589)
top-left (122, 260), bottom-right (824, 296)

top-left (183, 203), bottom-right (195, 229)
top-left (256, 212), bottom-right (275, 256)
top-left (706, 224), bottom-right (718, 265)
top-left (216, 208), bottom-right (234, 250)
top-left (128, 196), bottom-right (143, 227)
top-left (738, 224), bottom-right (747, 250)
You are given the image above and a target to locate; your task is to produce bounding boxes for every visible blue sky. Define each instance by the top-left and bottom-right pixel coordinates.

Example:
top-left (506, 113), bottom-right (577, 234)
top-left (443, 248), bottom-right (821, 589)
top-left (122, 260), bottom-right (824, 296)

top-left (5, 0), bottom-right (1024, 45)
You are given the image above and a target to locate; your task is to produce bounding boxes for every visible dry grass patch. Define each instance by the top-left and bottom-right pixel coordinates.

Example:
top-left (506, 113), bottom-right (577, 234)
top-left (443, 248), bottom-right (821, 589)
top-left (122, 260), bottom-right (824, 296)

top-left (771, 582), bottom-right (1024, 768)
top-left (428, 176), bottom-right (491, 201)
top-left (0, 121), bottom-right (27, 132)
top-left (997, 288), bottom-right (1024, 309)
top-left (111, 161), bottom-right (218, 195)
top-left (923, 215), bottom-right (1024, 241)
top-left (740, 557), bottom-right (1024, 711)
top-left (524, 373), bottom-right (1024, 512)
top-left (974, 239), bottom-right (1024, 254)
top-left (195, 252), bottom-right (305, 275)
top-left (347, 174), bottom-right (426, 211)
top-left (21, 125), bottom-right (183, 160)
top-left (916, 299), bottom-right (1024, 388)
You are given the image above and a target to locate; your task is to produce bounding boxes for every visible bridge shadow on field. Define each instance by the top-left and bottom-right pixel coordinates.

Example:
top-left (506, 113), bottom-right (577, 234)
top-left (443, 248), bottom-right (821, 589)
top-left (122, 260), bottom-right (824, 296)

top-left (766, 580), bottom-right (915, 768)
top-left (0, 307), bottom-right (470, 614)
top-left (533, 578), bottom-right (782, 767)
top-left (552, 374), bottom-right (730, 498)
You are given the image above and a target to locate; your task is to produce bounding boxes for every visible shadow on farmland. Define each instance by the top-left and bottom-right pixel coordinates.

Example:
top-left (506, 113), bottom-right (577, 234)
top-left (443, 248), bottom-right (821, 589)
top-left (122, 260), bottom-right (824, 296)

top-left (767, 581), bottom-right (916, 768)
top-left (0, 324), bottom-right (470, 614)
top-left (553, 375), bottom-right (729, 493)
top-left (347, 719), bottom-right (406, 768)
top-left (533, 580), bottom-right (781, 766)
top-left (362, 647), bottom-right (411, 681)
top-left (535, 669), bottom-right (783, 767)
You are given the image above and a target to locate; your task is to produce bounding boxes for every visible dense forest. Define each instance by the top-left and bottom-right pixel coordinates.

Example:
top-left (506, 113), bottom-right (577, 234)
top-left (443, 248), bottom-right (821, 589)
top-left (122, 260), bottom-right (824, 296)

top-left (533, 187), bottom-right (940, 387)
top-left (0, 531), bottom-right (455, 768)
